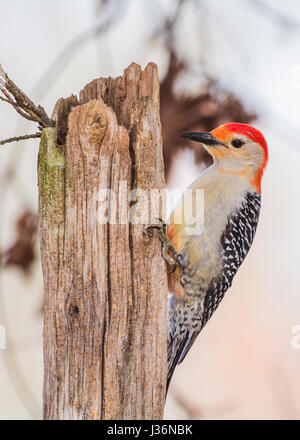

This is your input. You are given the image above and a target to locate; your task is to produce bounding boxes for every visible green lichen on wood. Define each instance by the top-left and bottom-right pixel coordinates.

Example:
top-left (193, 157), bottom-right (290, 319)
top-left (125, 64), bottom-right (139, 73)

top-left (38, 127), bottom-right (66, 225)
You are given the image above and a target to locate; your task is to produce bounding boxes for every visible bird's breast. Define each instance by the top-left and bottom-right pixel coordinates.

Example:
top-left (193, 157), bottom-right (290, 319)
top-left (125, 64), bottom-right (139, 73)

top-left (167, 166), bottom-right (253, 298)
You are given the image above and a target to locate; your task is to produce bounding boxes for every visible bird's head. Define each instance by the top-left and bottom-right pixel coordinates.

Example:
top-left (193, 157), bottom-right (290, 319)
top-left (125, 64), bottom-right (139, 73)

top-left (181, 123), bottom-right (268, 193)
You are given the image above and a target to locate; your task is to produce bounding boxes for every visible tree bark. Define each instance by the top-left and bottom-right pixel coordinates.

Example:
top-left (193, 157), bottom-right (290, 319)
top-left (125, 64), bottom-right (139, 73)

top-left (38, 63), bottom-right (168, 420)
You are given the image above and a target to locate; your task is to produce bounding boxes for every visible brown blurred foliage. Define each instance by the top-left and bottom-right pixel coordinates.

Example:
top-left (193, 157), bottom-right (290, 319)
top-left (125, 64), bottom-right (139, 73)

top-left (160, 52), bottom-right (256, 179)
top-left (0, 211), bottom-right (38, 273)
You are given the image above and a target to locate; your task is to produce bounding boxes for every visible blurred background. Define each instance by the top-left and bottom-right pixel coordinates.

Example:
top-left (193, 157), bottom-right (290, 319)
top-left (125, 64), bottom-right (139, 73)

top-left (0, 0), bottom-right (300, 420)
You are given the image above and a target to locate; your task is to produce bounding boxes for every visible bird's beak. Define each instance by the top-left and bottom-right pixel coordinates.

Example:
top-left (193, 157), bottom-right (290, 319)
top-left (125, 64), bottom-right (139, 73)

top-left (180, 132), bottom-right (225, 147)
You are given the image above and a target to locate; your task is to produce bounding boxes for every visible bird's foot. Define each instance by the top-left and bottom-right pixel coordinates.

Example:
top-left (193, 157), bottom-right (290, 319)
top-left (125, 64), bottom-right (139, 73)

top-left (145, 218), bottom-right (185, 274)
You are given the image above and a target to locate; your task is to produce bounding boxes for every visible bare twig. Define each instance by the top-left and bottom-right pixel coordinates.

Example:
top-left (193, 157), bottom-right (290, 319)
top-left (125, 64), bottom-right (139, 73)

top-left (0, 133), bottom-right (41, 147)
top-left (0, 64), bottom-right (54, 128)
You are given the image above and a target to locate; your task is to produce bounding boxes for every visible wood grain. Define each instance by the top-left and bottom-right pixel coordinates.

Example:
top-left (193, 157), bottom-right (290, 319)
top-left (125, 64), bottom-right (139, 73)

top-left (39, 63), bottom-right (168, 420)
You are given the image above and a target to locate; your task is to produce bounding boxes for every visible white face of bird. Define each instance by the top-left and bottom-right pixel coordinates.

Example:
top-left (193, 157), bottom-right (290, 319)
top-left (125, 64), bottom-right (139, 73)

top-left (206, 134), bottom-right (265, 176)
top-left (181, 123), bottom-right (268, 192)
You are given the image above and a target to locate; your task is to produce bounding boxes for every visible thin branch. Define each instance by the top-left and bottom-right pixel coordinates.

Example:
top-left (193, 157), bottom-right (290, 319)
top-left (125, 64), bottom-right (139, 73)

top-left (0, 133), bottom-right (41, 147)
top-left (1, 88), bottom-right (40, 122)
top-left (0, 64), bottom-right (54, 128)
top-left (0, 95), bottom-right (12, 104)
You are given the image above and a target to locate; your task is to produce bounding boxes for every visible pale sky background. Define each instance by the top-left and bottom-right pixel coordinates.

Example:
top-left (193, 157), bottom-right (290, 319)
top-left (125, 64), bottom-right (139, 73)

top-left (0, 0), bottom-right (300, 419)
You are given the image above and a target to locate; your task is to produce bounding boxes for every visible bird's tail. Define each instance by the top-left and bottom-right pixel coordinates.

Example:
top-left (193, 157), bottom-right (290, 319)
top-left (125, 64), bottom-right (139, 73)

top-left (166, 296), bottom-right (200, 392)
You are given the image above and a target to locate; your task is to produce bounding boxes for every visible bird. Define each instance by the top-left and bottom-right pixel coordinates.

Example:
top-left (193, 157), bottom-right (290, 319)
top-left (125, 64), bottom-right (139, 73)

top-left (149, 122), bottom-right (268, 391)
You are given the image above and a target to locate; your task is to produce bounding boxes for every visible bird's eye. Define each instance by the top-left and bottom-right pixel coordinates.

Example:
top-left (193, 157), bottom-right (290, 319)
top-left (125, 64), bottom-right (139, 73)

top-left (231, 139), bottom-right (244, 148)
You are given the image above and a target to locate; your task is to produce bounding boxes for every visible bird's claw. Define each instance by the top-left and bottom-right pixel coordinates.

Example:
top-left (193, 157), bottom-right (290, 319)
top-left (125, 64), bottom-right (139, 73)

top-left (145, 218), bottom-right (182, 274)
top-left (167, 264), bottom-right (177, 275)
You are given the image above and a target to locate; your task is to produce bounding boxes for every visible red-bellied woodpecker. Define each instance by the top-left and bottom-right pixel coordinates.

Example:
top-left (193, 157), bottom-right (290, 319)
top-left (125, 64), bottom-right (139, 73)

top-left (149, 123), bottom-right (268, 390)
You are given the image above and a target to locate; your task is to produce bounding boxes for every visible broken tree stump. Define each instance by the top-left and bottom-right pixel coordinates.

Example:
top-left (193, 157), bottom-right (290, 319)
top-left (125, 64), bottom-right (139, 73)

top-left (38, 63), bottom-right (168, 420)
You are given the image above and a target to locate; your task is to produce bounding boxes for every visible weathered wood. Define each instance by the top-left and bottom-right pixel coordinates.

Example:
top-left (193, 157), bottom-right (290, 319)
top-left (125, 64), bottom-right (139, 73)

top-left (39, 63), bottom-right (168, 420)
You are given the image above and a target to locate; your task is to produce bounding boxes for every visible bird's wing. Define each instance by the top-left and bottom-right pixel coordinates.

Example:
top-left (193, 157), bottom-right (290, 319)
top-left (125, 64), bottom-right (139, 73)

top-left (177, 330), bottom-right (200, 364)
top-left (166, 191), bottom-right (262, 391)
top-left (202, 191), bottom-right (261, 327)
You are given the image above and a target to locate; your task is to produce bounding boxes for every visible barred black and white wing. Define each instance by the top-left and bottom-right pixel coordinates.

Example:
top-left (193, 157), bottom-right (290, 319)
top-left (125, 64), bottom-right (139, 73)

top-left (167, 192), bottom-right (261, 390)
top-left (202, 192), bottom-right (261, 327)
